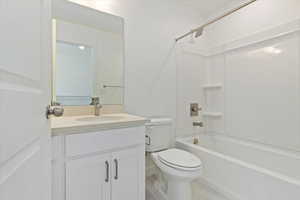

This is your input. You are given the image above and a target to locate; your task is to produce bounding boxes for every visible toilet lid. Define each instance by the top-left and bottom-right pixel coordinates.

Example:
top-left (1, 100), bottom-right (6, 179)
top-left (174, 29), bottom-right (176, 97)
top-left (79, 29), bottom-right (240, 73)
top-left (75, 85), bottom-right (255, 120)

top-left (158, 149), bottom-right (202, 169)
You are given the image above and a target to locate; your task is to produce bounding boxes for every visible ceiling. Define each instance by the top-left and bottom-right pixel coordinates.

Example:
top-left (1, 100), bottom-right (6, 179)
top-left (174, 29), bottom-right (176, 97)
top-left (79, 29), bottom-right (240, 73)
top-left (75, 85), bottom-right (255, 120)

top-left (69, 0), bottom-right (246, 19)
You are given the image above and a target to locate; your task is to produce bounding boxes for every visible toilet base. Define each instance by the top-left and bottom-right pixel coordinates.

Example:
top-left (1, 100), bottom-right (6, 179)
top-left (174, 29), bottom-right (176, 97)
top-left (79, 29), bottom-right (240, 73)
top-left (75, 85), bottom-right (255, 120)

top-left (167, 180), bottom-right (192, 200)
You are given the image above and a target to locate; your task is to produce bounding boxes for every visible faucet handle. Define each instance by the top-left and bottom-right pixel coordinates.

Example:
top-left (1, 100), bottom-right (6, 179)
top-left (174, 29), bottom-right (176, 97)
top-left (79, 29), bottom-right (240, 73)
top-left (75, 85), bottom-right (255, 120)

top-left (190, 103), bottom-right (202, 116)
top-left (51, 101), bottom-right (61, 106)
top-left (46, 105), bottom-right (64, 118)
top-left (90, 97), bottom-right (102, 116)
top-left (90, 97), bottom-right (100, 105)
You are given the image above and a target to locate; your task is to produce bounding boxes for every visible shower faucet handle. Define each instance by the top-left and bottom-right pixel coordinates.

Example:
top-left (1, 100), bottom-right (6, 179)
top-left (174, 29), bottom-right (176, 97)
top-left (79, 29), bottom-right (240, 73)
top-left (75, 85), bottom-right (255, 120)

top-left (190, 103), bottom-right (202, 116)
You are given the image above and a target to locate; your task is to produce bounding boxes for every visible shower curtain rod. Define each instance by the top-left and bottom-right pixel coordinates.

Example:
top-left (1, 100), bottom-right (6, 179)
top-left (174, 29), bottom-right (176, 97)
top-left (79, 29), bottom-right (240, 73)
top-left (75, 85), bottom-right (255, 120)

top-left (175, 0), bottom-right (257, 42)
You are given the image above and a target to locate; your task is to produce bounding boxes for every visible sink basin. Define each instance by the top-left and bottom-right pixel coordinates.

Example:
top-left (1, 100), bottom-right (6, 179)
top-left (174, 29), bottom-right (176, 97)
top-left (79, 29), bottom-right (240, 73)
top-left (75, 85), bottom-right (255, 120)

top-left (76, 115), bottom-right (125, 122)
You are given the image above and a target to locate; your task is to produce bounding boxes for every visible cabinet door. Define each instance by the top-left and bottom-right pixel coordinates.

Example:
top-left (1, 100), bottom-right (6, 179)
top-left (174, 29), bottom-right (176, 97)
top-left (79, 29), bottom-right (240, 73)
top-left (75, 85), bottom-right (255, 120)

top-left (111, 146), bottom-right (145, 200)
top-left (66, 154), bottom-right (111, 200)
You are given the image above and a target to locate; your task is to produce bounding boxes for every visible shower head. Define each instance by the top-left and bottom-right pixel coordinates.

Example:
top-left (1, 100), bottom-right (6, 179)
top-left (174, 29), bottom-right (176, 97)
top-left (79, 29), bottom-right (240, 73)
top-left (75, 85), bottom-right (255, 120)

top-left (194, 28), bottom-right (203, 38)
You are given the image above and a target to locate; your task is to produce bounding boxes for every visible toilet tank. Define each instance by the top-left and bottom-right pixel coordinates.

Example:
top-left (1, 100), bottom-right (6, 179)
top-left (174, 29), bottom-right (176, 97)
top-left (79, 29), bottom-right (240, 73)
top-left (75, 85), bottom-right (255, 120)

top-left (145, 117), bottom-right (172, 152)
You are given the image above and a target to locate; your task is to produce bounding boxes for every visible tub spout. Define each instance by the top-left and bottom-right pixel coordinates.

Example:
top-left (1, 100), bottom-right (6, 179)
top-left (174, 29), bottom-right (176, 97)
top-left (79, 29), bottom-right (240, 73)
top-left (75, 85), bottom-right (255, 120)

top-left (193, 122), bottom-right (204, 127)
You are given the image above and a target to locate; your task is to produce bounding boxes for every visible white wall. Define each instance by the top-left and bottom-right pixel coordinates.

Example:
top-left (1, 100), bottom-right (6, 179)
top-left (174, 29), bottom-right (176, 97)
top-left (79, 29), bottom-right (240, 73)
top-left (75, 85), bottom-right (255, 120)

top-left (201, 0), bottom-right (300, 48)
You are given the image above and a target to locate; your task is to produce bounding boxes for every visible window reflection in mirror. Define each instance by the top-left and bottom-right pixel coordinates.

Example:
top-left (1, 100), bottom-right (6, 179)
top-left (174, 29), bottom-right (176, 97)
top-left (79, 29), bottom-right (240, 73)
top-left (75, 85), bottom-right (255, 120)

top-left (56, 42), bottom-right (94, 105)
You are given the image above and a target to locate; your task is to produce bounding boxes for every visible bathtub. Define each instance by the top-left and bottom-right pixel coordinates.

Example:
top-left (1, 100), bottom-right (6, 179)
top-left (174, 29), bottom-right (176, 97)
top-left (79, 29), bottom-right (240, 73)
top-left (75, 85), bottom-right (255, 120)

top-left (176, 134), bottom-right (300, 200)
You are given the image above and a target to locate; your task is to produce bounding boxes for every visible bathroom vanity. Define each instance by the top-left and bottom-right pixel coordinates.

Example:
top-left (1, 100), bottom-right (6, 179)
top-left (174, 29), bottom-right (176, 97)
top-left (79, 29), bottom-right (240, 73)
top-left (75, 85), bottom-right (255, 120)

top-left (50, 2), bottom-right (147, 200)
top-left (51, 114), bottom-right (147, 200)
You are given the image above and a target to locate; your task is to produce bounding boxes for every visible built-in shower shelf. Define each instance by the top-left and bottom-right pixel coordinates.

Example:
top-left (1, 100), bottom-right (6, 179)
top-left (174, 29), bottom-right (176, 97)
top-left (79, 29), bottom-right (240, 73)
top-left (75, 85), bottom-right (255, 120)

top-left (202, 84), bottom-right (223, 89)
top-left (202, 112), bottom-right (223, 117)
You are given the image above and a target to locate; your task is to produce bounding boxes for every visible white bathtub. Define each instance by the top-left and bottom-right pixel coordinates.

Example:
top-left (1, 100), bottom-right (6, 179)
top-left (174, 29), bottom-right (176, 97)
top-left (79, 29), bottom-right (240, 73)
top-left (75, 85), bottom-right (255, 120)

top-left (176, 135), bottom-right (300, 200)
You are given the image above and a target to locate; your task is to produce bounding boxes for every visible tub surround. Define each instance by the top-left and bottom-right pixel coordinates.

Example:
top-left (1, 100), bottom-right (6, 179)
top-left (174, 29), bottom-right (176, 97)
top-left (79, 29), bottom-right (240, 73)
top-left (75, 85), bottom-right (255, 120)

top-left (51, 113), bottom-right (147, 135)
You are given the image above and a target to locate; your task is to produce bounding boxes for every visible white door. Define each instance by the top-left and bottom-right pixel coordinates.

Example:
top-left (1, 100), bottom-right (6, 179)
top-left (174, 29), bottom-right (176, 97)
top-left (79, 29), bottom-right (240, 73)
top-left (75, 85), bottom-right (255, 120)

top-left (66, 154), bottom-right (111, 200)
top-left (0, 0), bottom-right (52, 200)
top-left (112, 147), bottom-right (145, 200)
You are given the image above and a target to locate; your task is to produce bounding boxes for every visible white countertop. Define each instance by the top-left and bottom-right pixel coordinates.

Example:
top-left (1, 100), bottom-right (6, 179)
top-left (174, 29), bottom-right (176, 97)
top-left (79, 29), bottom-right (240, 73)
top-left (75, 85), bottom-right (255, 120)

top-left (51, 113), bottom-right (148, 136)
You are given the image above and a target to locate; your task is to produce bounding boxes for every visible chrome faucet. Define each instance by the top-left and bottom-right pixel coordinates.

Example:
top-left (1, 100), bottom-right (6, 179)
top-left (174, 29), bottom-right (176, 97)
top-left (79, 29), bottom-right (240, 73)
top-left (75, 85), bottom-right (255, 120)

top-left (90, 97), bottom-right (102, 116)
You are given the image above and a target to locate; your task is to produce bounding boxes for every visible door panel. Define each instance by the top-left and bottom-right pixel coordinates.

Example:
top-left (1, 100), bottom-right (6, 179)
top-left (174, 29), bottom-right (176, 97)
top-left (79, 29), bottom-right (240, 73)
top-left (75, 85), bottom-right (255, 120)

top-left (0, 0), bottom-right (42, 80)
top-left (66, 154), bottom-right (111, 200)
top-left (0, 144), bottom-right (42, 199)
top-left (0, 89), bottom-right (45, 163)
top-left (112, 146), bottom-right (145, 200)
top-left (0, 0), bottom-right (51, 200)
top-left (0, 0), bottom-right (49, 163)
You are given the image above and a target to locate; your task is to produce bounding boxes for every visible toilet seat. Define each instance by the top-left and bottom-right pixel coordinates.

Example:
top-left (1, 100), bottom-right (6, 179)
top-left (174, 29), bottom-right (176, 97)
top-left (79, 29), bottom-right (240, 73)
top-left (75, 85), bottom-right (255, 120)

top-left (157, 148), bottom-right (202, 171)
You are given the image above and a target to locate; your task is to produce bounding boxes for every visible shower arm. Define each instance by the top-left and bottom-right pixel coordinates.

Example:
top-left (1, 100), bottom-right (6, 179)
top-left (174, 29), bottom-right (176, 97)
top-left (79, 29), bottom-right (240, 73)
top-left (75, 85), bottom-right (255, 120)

top-left (175, 0), bottom-right (257, 42)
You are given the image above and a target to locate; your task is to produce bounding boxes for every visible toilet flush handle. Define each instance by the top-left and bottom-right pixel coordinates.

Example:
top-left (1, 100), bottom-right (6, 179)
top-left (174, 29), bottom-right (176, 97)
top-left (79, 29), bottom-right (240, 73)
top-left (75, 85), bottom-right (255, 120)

top-left (145, 135), bottom-right (151, 145)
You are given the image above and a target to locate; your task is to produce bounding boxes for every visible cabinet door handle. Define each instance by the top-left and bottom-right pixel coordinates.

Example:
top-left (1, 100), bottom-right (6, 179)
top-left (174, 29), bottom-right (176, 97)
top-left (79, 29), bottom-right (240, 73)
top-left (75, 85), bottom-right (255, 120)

top-left (145, 135), bottom-right (151, 145)
top-left (114, 159), bottom-right (118, 180)
top-left (105, 161), bottom-right (109, 182)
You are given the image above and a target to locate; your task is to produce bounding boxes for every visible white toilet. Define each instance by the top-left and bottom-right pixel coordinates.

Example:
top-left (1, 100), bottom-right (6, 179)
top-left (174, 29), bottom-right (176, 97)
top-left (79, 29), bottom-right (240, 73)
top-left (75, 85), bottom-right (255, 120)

top-left (146, 117), bottom-right (202, 200)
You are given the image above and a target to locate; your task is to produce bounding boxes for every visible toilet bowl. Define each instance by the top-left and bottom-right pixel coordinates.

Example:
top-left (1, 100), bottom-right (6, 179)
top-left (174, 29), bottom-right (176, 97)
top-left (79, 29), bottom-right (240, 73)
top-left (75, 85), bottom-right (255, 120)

top-left (145, 117), bottom-right (202, 200)
top-left (151, 148), bottom-right (202, 200)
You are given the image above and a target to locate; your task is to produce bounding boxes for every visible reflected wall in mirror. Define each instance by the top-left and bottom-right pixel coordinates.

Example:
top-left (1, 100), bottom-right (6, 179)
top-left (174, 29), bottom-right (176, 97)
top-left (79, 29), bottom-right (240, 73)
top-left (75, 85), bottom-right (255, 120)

top-left (52, 0), bottom-right (124, 106)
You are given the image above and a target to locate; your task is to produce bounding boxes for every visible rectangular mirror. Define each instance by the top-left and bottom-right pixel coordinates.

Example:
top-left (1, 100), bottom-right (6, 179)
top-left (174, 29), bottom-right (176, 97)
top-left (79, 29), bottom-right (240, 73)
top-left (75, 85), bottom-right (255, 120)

top-left (52, 0), bottom-right (124, 106)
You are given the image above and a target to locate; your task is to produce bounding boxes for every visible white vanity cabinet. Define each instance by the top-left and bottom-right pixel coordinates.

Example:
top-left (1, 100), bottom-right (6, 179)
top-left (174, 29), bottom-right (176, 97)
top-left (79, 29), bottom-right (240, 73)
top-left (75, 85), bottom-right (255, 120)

top-left (66, 153), bottom-right (111, 200)
top-left (52, 126), bottom-right (145, 200)
top-left (111, 147), bottom-right (143, 200)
